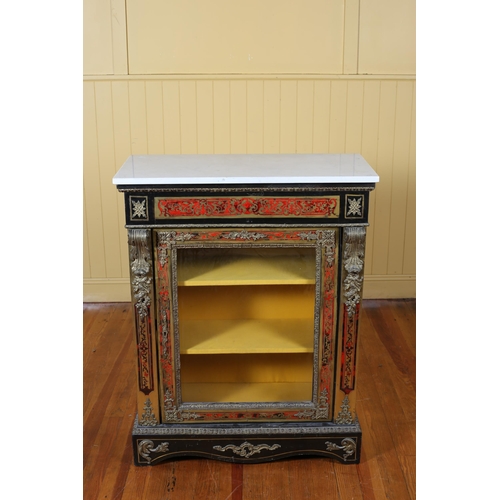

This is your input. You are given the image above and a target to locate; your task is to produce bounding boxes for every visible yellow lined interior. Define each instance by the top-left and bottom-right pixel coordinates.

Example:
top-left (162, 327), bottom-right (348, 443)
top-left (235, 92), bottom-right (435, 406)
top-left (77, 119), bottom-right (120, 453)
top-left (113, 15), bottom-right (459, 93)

top-left (177, 247), bottom-right (316, 404)
top-left (180, 353), bottom-right (314, 403)
top-left (177, 247), bottom-right (315, 286)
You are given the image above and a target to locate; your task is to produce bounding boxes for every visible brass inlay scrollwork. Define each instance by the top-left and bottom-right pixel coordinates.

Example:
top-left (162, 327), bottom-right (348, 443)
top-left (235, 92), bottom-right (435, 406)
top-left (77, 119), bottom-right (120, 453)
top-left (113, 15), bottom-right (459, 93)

top-left (128, 229), bottom-right (152, 319)
top-left (130, 196), bottom-right (149, 221)
top-left (155, 196), bottom-right (340, 219)
top-left (138, 440), bottom-right (169, 463)
top-left (129, 229), bottom-right (155, 395)
top-left (345, 195), bottom-right (364, 218)
top-left (139, 398), bottom-right (158, 426)
top-left (164, 390), bottom-right (201, 422)
top-left (325, 438), bottom-right (357, 460)
top-left (335, 395), bottom-right (354, 424)
top-left (294, 388), bottom-right (329, 420)
top-left (213, 441), bottom-right (281, 458)
top-left (343, 227), bottom-right (365, 318)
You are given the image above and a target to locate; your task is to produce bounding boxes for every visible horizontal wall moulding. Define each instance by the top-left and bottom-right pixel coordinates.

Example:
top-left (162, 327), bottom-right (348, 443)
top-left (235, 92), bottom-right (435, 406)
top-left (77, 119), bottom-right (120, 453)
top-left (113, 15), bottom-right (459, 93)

top-left (83, 74), bottom-right (416, 82)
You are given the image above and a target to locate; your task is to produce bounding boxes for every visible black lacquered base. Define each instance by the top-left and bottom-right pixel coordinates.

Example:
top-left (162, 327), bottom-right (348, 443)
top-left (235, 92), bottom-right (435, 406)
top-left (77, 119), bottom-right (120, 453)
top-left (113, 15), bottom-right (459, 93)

top-left (132, 416), bottom-right (362, 465)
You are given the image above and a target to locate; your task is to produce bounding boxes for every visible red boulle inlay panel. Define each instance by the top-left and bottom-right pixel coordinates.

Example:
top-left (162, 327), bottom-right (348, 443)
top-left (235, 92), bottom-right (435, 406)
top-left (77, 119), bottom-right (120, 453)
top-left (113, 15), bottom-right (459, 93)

top-left (155, 196), bottom-right (339, 219)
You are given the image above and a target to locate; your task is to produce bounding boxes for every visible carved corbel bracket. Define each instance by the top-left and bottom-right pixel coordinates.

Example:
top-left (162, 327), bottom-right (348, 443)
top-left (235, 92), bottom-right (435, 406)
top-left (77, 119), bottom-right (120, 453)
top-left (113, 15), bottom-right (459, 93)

top-left (339, 227), bottom-right (366, 395)
top-left (128, 229), bottom-right (155, 396)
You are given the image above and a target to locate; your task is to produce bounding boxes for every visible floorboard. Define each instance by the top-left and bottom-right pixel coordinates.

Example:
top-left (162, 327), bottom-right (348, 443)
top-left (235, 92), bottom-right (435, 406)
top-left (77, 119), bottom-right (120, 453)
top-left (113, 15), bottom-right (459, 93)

top-left (83, 299), bottom-right (416, 499)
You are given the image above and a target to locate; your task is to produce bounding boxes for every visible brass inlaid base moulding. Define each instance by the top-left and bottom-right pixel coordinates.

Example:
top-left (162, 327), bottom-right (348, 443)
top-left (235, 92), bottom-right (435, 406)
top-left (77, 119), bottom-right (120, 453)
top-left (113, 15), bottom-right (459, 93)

top-left (132, 417), bottom-right (361, 464)
top-left (115, 153), bottom-right (378, 465)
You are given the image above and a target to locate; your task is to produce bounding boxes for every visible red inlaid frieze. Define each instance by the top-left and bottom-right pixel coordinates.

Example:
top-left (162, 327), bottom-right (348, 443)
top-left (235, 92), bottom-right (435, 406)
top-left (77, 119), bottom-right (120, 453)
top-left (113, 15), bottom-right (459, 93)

top-left (155, 196), bottom-right (339, 219)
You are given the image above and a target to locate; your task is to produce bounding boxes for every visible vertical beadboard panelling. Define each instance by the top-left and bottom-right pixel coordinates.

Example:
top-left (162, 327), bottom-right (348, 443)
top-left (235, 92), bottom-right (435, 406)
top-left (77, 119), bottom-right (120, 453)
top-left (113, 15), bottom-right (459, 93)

top-left (387, 81), bottom-right (413, 274)
top-left (312, 80), bottom-right (331, 153)
top-left (196, 81), bottom-right (214, 154)
top-left (83, 81), bottom-right (106, 277)
top-left (345, 81), bottom-right (364, 153)
top-left (263, 81), bottom-right (280, 153)
top-left (179, 81), bottom-right (198, 154)
top-left (162, 81), bottom-right (182, 154)
top-left (111, 81), bottom-right (132, 167)
top-left (279, 81), bottom-right (297, 153)
top-left (111, 81), bottom-right (133, 278)
top-left (230, 81), bottom-right (247, 153)
top-left (213, 81), bottom-right (231, 153)
top-left (296, 81), bottom-right (314, 153)
top-left (94, 81), bottom-right (123, 278)
top-left (83, 76), bottom-right (416, 300)
top-left (403, 83), bottom-right (416, 276)
top-left (372, 80), bottom-right (397, 275)
top-left (329, 80), bottom-right (348, 152)
top-left (247, 81), bottom-right (264, 153)
top-left (360, 81), bottom-right (381, 167)
top-left (83, 186), bottom-right (91, 279)
top-left (128, 81), bottom-right (149, 154)
top-left (360, 80), bottom-right (381, 275)
top-left (145, 81), bottom-right (165, 154)
top-left (365, 193), bottom-right (376, 276)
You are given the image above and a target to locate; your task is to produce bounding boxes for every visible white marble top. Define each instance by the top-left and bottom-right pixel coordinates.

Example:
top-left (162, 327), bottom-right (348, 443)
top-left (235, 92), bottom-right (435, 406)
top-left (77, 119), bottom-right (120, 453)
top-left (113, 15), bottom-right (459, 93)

top-left (113, 154), bottom-right (379, 185)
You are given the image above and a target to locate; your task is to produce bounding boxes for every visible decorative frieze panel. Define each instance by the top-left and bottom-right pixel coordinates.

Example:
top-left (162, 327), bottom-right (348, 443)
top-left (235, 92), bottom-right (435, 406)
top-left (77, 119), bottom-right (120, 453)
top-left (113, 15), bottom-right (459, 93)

top-left (155, 196), bottom-right (340, 219)
top-left (121, 188), bottom-right (372, 226)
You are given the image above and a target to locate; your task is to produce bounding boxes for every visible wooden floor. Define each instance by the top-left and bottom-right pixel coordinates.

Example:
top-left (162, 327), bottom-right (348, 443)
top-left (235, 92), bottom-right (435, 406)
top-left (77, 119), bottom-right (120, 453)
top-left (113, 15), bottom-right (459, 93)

top-left (83, 299), bottom-right (416, 500)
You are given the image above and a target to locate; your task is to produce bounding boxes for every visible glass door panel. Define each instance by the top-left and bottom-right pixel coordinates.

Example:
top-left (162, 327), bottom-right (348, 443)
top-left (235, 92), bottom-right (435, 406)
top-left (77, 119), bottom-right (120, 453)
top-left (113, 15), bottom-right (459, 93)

top-left (176, 246), bottom-right (316, 404)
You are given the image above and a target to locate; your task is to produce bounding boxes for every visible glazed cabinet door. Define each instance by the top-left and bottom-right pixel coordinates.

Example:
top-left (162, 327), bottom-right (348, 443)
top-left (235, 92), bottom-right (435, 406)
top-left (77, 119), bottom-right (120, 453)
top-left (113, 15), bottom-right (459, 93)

top-left (153, 227), bottom-right (339, 424)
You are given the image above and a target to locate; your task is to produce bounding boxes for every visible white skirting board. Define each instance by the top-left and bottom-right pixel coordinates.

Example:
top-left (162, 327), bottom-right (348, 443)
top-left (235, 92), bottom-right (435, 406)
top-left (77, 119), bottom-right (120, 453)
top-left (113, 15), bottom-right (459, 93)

top-left (83, 275), bottom-right (416, 302)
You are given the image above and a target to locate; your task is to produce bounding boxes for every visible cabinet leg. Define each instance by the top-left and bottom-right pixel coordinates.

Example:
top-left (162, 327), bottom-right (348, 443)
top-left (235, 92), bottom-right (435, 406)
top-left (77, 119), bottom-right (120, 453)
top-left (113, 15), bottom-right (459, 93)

top-left (128, 229), bottom-right (160, 426)
top-left (334, 226), bottom-right (366, 423)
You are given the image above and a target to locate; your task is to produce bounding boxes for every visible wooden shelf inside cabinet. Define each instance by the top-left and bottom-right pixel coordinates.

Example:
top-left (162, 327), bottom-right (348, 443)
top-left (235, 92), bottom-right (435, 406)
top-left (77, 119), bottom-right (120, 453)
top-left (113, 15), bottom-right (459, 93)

top-left (179, 318), bottom-right (314, 354)
top-left (177, 248), bottom-right (316, 286)
top-left (181, 381), bottom-right (313, 403)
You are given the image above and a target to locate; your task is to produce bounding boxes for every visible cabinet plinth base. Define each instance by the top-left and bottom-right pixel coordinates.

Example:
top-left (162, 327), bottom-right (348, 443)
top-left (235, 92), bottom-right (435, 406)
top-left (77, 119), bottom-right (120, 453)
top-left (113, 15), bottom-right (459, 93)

top-left (132, 416), bottom-right (362, 465)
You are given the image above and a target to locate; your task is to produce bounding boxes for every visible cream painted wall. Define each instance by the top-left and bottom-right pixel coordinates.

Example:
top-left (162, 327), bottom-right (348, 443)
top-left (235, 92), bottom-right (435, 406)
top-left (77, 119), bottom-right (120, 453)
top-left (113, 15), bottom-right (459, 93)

top-left (83, 0), bottom-right (416, 301)
top-left (126, 0), bottom-right (345, 74)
